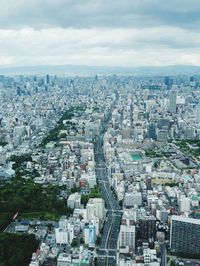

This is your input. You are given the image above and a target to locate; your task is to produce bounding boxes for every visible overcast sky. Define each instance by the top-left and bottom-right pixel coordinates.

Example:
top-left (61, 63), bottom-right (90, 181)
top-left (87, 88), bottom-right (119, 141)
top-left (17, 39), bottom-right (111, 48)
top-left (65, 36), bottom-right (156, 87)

top-left (1, 0), bottom-right (200, 67)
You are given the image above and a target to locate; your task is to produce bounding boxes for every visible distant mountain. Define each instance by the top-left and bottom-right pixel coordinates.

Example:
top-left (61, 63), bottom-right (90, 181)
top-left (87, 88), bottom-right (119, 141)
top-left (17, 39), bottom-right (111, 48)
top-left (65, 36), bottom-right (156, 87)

top-left (1, 64), bottom-right (200, 76)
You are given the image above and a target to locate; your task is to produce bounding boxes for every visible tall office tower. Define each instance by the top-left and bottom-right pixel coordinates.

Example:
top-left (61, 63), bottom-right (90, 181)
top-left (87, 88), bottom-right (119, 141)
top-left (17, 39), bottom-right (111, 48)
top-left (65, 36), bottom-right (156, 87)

top-left (164, 76), bottom-right (173, 88)
top-left (46, 74), bottom-right (50, 84)
top-left (195, 104), bottom-right (200, 123)
top-left (148, 121), bottom-right (157, 140)
top-left (170, 215), bottom-right (200, 255)
top-left (169, 90), bottom-right (177, 113)
top-left (119, 224), bottom-right (136, 251)
top-left (164, 76), bottom-right (170, 86)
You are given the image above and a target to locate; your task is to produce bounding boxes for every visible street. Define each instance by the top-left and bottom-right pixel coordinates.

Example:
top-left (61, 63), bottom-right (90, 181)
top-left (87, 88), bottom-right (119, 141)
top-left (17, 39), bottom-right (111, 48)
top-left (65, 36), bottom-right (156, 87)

top-left (95, 115), bottom-right (121, 266)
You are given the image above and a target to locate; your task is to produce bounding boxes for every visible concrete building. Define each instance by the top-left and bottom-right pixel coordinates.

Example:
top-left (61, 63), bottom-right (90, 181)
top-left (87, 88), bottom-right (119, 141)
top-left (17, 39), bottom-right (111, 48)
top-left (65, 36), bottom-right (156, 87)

top-left (169, 90), bottom-right (177, 113)
top-left (119, 224), bottom-right (136, 251)
top-left (86, 198), bottom-right (105, 220)
top-left (55, 228), bottom-right (68, 244)
top-left (84, 224), bottom-right (96, 248)
top-left (124, 191), bottom-right (142, 208)
top-left (170, 215), bottom-right (200, 255)
top-left (67, 192), bottom-right (81, 209)
top-left (139, 216), bottom-right (156, 242)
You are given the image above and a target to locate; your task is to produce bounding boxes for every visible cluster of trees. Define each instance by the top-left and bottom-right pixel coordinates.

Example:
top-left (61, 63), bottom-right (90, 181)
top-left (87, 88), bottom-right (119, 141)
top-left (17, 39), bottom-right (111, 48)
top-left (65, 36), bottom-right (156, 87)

top-left (0, 178), bottom-right (72, 222)
top-left (0, 233), bottom-right (39, 266)
top-left (81, 185), bottom-right (101, 206)
top-left (39, 124), bottom-right (63, 147)
top-left (9, 154), bottom-right (32, 170)
top-left (57, 107), bottom-right (75, 124)
top-left (0, 213), bottom-right (12, 231)
top-left (165, 182), bottom-right (180, 187)
top-left (39, 107), bottom-right (76, 147)
top-left (176, 139), bottom-right (200, 157)
top-left (145, 149), bottom-right (164, 158)
top-left (0, 141), bottom-right (7, 147)
top-left (70, 187), bottom-right (80, 193)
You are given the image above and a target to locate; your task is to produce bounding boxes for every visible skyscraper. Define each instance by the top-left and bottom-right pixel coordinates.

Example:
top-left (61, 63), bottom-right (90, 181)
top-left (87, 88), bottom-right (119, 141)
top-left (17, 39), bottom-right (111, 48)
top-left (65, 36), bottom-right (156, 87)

top-left (46, 74), bottom-right (50, 84)
top-left (169, 90), bottom-right (177, 113)
top-left (148, 121), bottom-right (157, 140)
top-left (195, 104), bottom-right (200, 123)
top-left (164, 76), bottom-right (173, 88)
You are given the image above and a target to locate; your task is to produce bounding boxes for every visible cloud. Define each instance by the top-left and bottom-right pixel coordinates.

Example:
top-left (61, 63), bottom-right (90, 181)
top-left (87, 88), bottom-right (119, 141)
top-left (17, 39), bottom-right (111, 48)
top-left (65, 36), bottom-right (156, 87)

top-left (0, 0), bottom-right (200, 29)
top-left (0, 26), bottom-right (200, 67)
top-left (0, 0), bottom-right (200, 67)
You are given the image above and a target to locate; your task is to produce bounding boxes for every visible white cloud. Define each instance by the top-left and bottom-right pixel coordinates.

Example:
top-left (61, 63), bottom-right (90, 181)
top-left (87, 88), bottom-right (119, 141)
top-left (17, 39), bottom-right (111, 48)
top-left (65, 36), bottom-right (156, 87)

top-left (0, 26), bottom-right (200, 67)
top-left (0, 1), bottom-right (200, 67)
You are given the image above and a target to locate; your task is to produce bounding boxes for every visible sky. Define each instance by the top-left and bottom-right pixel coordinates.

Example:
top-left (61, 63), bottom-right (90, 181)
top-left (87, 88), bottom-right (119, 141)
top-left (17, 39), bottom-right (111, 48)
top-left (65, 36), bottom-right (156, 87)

top-left (1, 0), bottom-right (200, 67)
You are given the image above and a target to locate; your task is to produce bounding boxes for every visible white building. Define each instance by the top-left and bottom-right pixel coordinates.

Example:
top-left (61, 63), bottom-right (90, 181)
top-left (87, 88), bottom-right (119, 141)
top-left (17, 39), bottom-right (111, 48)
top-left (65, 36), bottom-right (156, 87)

top-left (86, 198), bottom-right (105, 220)
top-left (119, 224), bottom-right (135, 251)
top-left (55, 228), bottom-right (68, 244)
top-left (179, 196), bottom-right (190, 213)
top-left (124, 191), bottom-right (142, 207)
top-left (67, 192), bottom-right (81, 209)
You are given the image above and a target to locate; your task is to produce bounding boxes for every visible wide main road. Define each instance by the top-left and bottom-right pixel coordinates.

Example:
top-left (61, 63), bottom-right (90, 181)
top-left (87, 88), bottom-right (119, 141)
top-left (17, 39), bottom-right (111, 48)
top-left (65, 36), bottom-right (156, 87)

top-left (94, 115), bottom-right (121, 266)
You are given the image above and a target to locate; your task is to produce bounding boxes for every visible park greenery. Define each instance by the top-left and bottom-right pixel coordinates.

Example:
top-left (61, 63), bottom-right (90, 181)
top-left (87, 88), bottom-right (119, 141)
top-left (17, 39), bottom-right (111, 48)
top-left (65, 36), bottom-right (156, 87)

top-left (0, 233), bottom-right (39, 266)
top-left (145, 149), bottom-right (164, 158)
top-left (9, 154), bottom-right (32, 170)
top-left (0, 177), bottom-right (73, 230)
top-left (70, 187), bottom-right (81, 193)
top-left (71, 238), bottom-right (79, 247)
top-left (176, 139), bottom-right (200, 157)
top-left (39, 106), bottom-right (85, 148)
top-left (0, 106), bottom-right (87, 263)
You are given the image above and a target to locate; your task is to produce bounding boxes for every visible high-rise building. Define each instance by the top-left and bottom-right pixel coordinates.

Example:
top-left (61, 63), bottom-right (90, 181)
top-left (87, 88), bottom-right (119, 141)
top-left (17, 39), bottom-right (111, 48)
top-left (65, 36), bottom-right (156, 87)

top-left (86, 198), bottom-right (105, 220)
top-left (195, 104), bottom-right (200, 123)
top-left (67, 192), bottom-right (81, 209)
top-left (170, 215), bottom-right (200, 255)
top-left (84, 224), bottom-right (96, 248)
top-left (119, 224), bottom-right (136, 251)
top-left (164, 76), bottom-right (173, 88)
top-left (148, 121), bottom-right (157, 140)
top-left (169, 90), bottom-right (177, 113)
top-left (46, 74), bottom-right (50, 84)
